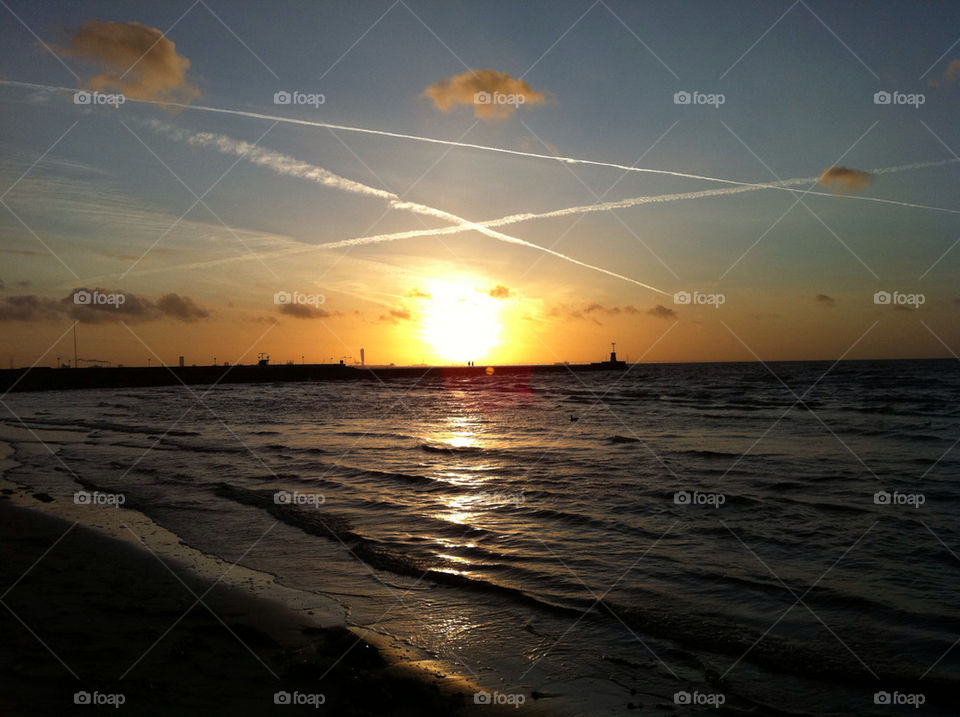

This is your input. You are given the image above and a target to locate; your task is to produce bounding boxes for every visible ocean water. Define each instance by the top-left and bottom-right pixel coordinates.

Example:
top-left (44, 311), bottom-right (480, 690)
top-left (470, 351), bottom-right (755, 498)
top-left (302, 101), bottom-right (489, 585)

top-left (2, 359), bottom-right (959, 715)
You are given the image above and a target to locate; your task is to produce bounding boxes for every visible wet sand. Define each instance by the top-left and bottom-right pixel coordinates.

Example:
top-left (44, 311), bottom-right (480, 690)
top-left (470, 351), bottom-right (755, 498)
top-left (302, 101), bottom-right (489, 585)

top-left (0, 497), bottom-right (537, 715)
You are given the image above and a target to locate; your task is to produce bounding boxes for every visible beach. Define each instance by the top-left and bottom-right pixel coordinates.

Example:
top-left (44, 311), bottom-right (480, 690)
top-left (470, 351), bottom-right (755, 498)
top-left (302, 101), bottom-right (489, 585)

top-left (0, 477), bottom-right (532, 716)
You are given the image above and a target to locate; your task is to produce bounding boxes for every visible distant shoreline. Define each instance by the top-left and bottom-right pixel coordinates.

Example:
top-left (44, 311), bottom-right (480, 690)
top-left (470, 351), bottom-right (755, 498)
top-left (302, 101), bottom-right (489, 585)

top-left (0, 361), bottom-right (627, 393)
top-left (0, 356), bottom-right (951, 393)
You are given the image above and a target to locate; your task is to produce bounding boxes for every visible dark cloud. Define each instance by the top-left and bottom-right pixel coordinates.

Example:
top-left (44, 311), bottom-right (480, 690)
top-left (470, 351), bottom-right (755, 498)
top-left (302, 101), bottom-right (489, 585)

top-left (56, 20), bottom-right (200, 103)
top-left (814, 294), bottom-right (836, 308)
top-left (157, 293), bottom-right (209, 321)
top-left (488, 285), bottom-right (512, 299)
top-left (378, 308), bottom-right (412, 324)
top-left (278, 302), bottom-right (332, 319)
top-left (0, 295), bottom-right (63, 322)
top-left (423, 69), bottom-right (546, 119)
top-left (406, 288), bottom-right (431, 299)
top-left (585, 303), bottom-right (627, 315)
top-left (819, 166), bottom-right (872, 193)
top-left (549, 302), bottom-right (647, 324)
top-left (0, 288), bottom-right (209, 323)
top-left (647, 304), bottom-right (677, 319)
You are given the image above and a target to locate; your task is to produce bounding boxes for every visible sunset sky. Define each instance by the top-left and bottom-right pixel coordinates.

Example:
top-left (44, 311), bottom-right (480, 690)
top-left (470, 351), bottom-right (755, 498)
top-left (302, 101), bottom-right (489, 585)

top-left (1, 0), bottom-right (959, 367)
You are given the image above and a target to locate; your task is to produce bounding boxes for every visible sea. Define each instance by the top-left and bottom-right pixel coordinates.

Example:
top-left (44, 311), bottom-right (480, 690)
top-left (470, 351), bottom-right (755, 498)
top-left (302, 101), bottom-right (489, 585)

top-left (2, 359), bottom-right (958, 715)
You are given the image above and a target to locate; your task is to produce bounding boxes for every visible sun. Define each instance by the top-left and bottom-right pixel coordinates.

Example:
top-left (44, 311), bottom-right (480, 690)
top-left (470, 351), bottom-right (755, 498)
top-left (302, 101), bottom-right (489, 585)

top-left (420, 281), bottom-right (503, 363)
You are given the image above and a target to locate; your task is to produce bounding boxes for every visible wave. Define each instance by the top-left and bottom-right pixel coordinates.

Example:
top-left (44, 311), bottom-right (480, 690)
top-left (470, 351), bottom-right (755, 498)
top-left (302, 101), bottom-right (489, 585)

top-left (418, 442), bottom-right (483, 454)
top-left (212, 482), bottom-right (585, 616)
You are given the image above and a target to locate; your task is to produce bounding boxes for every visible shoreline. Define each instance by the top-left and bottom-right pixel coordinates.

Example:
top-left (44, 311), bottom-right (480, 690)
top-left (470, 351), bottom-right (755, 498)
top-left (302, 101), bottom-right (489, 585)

top-left (0, 356), bottom-right (952, 394)
top-left (0, 361), bottom-right (628, 394)
top-left (0, 453), bottom-right (548, 715)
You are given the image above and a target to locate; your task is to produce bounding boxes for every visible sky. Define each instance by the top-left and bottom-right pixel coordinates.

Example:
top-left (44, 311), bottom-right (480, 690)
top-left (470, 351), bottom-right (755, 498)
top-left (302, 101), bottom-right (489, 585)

top-left (1, 0), bottom-right (959, 367)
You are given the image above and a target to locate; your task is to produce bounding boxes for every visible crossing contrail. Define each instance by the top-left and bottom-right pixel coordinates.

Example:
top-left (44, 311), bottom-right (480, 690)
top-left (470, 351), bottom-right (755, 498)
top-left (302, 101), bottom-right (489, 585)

top-left (6, 80), bottom-right (958, 206)
top-left (6, 79), bottom-right (958, 289)
top-left (286, 157), bottom-right (960, 253)
top-left (146, 121), bottom-right (670, 294)
top-left (136, 119), bottom-right (960, 283)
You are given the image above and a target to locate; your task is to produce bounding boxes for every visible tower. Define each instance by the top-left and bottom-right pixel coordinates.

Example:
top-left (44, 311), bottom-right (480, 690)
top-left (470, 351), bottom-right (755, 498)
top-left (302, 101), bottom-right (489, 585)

top-left (360, 348), bottom-right (365, 366)
top-left (609, 341), bottom-right (617, 363)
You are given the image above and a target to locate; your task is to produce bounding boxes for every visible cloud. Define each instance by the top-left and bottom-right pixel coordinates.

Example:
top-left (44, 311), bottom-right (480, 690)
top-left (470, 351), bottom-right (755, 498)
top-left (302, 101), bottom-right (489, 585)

top-left (945, 59), bottom-right (960, 83)
top-left (647, 304), bottom-right (676, 319)
top-left (929, 59), bottom-right (960, 87)
top-left (406, 288), bottom-right (431, 299)
top-left (0, 288), bottom-right (209, 323)
top-left (819, 166), bottom-right (872, 193)
top-left (814, 293), bottom-right (836, 308)
top-left (422, 69), bottom-right (546, 119)
top-left (547, 302), bottom-right (651, 324)
top-left (488, 285), bottom-right (512, 299)
top-left (56, 20), bottom-right (200, 103)
top-left (378, 308), bottom-right (412, 324)
top-left (278, 303), bottom-right (332, 319)
top-left (584, 303), bottom-right (642, 316)
top-left (0, 295), bottom-right (63, 322)
top-left (156, 293), bottom-right (209, 321)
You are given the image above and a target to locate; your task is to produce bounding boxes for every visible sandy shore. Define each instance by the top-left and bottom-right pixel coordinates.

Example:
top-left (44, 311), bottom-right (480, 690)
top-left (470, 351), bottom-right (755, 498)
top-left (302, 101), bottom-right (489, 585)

top-left (0, 491), bottom-right (542, 715)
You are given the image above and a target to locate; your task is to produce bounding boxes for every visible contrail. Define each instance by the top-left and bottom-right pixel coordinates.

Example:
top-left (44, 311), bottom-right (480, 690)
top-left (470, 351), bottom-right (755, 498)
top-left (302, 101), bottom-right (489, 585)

top-left (302, 157), bottom-right (960, 252)
top-left (135, 120), bottom-right (960, 280)
top-left (7, 80), bottom-right (958, 286)
top-left (145, 121), bottom-right (670, 294)
top-left (6, 79), bottom-right (957, 204)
